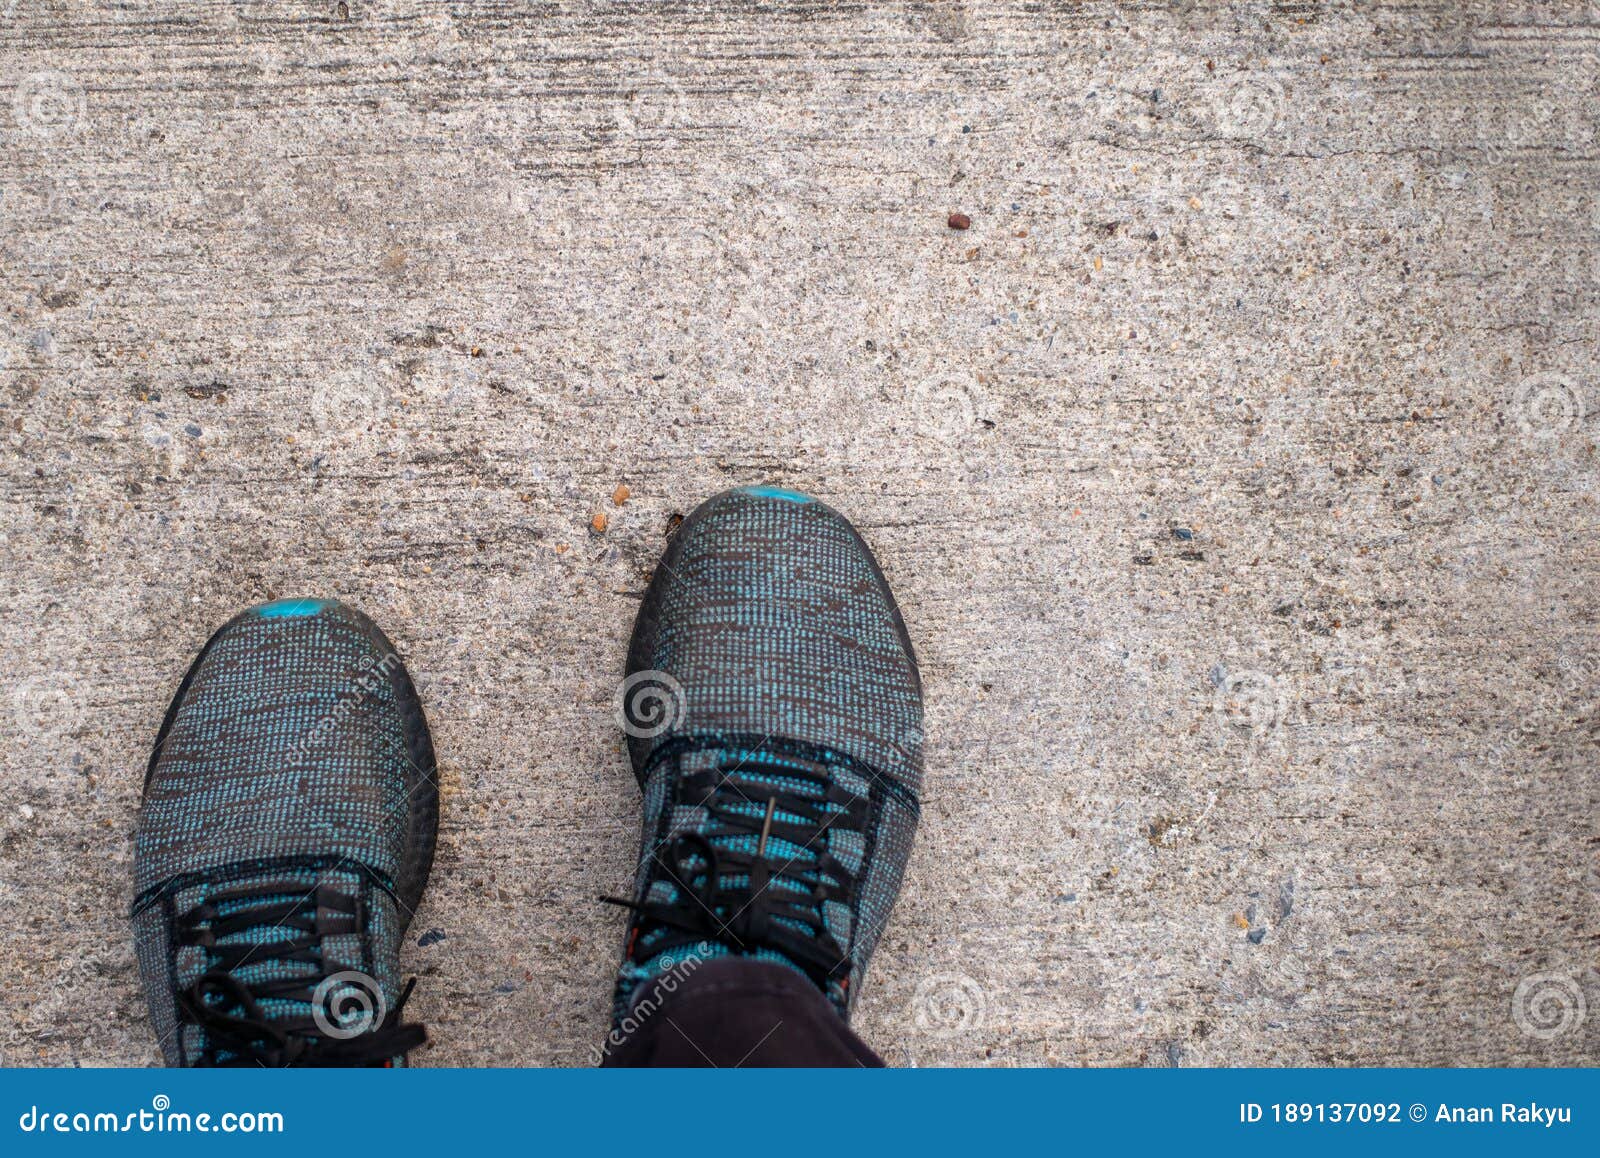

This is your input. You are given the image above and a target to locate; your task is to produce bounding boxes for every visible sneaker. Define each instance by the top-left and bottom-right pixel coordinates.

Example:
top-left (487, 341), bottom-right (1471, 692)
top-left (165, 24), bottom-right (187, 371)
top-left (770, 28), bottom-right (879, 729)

top-left (132, 598), bottom-right (439, 1066)
top-left (605, 486), bottom-right (923, 1024)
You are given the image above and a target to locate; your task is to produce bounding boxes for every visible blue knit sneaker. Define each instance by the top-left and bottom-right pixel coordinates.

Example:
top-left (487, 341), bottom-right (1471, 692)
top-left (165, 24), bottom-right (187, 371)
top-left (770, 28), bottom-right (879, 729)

top-left (605, 486), bottom-right (923, 1024)
top-left (132, 598), bottom-right (438, 1067)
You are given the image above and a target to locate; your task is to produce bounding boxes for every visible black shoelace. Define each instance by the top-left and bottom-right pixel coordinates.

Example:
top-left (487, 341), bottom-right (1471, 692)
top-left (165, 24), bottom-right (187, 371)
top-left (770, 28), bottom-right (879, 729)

top-left (602, 757), bottom-right (869, 995)
top-left (173, 882), bottom-right (426, 1067)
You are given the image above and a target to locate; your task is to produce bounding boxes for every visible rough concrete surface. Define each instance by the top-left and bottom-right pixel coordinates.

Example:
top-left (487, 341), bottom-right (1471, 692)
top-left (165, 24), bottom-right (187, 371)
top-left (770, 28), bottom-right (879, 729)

top-left (1, 1), bottom-right (1597, 1067)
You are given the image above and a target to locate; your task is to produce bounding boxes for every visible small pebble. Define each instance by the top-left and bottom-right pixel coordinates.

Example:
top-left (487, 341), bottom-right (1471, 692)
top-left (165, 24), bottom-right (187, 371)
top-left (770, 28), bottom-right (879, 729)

top-left (947, 212), bottom-right (972, 230)
top-left (590, 512), bottom-right (608, 535)
top-left (1172, 526), bottom-right (1193, 540)
top-left (612, 484), bottom-right (631, 506)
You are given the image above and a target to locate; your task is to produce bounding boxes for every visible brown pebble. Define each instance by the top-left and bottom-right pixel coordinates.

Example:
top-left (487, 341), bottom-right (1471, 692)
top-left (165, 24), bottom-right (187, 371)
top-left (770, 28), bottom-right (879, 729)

top-left (947, 212), bottom-right (972, 230)
top-left (590, 512), bottom-right (608, 535)
top-left (611, 483), bottom-right (631, 506)
top-left (470, 346), bottom-right (484, 358)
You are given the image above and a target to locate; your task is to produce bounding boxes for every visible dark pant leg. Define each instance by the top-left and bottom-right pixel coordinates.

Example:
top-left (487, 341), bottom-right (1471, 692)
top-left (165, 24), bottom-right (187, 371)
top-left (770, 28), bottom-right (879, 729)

top-left (599, 958), bottom-right (884, 1067)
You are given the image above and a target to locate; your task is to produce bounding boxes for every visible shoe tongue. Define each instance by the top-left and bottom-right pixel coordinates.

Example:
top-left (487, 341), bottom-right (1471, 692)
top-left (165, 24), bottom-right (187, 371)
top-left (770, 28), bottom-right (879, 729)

top-left (171, 864), bottom-right (387, 1059)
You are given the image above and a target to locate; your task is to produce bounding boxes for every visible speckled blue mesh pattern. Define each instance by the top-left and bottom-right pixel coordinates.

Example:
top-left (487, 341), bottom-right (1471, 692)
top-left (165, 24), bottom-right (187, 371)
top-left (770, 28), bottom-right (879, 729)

top-left (615, 488), bottom-right (922, 1025)
top-left (135, 606), bottom-right (416, 893)
top-left (645, 491), bottom-right (922, 794)
top-left (132, 601), bottom-right (432, 1067)
top-left (136, 865), bottom-right (401, 1066)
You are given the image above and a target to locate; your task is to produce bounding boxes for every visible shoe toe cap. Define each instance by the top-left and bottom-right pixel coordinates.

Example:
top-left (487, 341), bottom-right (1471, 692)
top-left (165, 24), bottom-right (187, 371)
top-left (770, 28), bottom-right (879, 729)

top-left (627, 487), bottom-right (923, 790)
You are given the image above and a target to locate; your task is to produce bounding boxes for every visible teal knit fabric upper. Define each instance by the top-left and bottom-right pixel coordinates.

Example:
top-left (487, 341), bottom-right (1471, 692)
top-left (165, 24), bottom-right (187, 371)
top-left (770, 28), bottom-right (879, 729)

top-left (613, 487), bottom-right (923, 1023)
top-left (133, 600), bottom-right (435, 1066)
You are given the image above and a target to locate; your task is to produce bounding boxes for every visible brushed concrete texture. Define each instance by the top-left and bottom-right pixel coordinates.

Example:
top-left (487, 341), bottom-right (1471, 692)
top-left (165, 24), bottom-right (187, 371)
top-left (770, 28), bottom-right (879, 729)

top-left (1, 1), bottom-right (1597, 1067)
